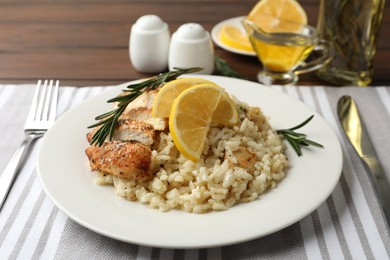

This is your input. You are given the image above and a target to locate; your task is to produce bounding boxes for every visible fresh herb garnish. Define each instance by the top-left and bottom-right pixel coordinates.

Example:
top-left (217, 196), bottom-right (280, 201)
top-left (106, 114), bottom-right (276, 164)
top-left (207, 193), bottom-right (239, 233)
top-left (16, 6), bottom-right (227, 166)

top-left (88, 67), bottom-right (203, 146)
top-left (276, 115), bottom-right (324, 156)
top-left (214, 56), bottom-right (242, 78)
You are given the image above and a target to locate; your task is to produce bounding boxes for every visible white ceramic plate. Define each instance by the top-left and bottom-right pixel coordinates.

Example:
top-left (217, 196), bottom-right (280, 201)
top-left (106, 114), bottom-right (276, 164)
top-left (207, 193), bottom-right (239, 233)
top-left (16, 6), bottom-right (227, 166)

top-left (37, 75), bottom-right (342, 249)
top-left (211, 16), bottom-right (256, 56)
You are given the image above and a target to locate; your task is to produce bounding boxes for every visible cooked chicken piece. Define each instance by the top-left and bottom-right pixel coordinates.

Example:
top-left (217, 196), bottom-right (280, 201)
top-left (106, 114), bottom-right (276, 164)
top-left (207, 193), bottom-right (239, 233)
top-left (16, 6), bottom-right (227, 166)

top-left (246, 107), bottom-right (269, 131)
top-left (227, 146), bottom-right (257, 173)
top-left (87, 120), bottom-right (156, 146)
top-left (119, 107), bottom-right (167, 131)
top-left (87, 90), bottom-right (165, 144)
top-left (117, 88), bottom-right (158, 112)
top-left (115, 88), bottom-right (167, 131)
top-left (86, 88), bottom-right (166, 181)
top-left (112, 120), bottom-right (155, 146)
top-left (85, 141), bottom-right (153, 181)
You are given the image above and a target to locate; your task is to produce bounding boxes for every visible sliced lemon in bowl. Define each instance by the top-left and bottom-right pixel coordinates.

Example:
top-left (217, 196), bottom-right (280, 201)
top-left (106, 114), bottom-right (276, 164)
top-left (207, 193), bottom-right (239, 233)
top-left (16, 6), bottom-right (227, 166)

top-left (152, 77), bottom-right (216, 118)
top-left (219, 25), bottom-right (254, 52)
top-left (169, 83), bottom-right (238, 162)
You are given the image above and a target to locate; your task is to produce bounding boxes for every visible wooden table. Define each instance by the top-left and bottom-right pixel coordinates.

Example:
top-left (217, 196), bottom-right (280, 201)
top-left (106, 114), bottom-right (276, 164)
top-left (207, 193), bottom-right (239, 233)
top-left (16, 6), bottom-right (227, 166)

top-left (0, 0), bottom-right (389, 86)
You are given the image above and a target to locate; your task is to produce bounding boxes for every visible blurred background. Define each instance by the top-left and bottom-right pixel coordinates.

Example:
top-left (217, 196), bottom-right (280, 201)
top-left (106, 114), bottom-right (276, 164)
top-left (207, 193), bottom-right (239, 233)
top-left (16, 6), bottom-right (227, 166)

top-left (0, 0), bottom-right (388, 86)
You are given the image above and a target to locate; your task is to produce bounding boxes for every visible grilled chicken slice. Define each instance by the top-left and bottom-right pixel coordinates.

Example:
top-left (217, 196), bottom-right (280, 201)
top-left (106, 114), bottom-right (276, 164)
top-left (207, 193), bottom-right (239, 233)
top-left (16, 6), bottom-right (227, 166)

top-left (119, 88), bottom-right (167, 130)
top-left (85, 141), bottom-right (153, 181)
top-left (87, 122), bottom-right (156, 146)
top-left (112, 120), bottom-right (155, 146)
top-left (86, 88), bottom-right (166, 181)
top-left (86, 88), bottom-right (167, 144)
top-left (118, 88), bottom-right (158, 111)
top-left (227, 146), bottom-right (257, 173)
top-left (86, 117), bottom-right (163, 145)
top-left (119, 107), bottom-right (167, 131)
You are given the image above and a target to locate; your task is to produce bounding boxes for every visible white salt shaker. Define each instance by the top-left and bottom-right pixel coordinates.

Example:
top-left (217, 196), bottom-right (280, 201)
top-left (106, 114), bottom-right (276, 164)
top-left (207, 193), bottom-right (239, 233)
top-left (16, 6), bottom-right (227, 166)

top-left (169, 23), bottom-right (214, 74)
top-left (129, 15), bottom-right (170, 73)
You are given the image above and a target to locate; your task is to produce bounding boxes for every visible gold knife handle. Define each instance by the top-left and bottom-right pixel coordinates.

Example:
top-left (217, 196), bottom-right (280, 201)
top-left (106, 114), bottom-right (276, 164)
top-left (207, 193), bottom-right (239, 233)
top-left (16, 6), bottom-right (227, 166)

top-left (361, 156), bottom-right (390, 230)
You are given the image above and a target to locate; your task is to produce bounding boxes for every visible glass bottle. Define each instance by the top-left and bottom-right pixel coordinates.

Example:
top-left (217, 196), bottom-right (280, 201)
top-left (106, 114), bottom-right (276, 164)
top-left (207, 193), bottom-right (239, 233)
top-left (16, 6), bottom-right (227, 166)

top-left (316, 0), bottom-right (386, 86)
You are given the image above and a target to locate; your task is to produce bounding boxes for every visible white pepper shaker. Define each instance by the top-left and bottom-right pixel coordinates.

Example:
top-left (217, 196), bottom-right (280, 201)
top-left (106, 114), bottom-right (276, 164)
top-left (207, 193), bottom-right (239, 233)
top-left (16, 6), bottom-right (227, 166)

top-left (129, 15), bottom-right (170, 73)
top-left (169, 23), bottom-right (214, 74)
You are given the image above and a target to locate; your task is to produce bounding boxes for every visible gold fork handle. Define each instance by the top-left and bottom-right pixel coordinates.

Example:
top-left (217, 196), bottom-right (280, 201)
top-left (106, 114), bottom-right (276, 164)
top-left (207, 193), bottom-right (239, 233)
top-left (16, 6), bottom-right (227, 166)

top-left (0, 133), bottom-right (43, 210)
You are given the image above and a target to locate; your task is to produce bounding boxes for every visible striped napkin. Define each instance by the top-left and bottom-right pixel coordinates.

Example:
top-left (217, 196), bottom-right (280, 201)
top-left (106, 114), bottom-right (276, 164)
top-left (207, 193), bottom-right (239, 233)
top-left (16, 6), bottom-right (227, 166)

top-left (0, 83), bottom-right (389, 259)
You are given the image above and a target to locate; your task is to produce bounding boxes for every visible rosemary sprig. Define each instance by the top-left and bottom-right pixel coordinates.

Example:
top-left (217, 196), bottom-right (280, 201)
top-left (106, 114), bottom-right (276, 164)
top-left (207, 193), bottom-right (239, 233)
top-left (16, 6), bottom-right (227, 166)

top-left (88, 67), bottom-right (203, 146)
top-left (214, 56), bottom-right (242, 78)
top-left (276, 115), bottom-right (324, 157)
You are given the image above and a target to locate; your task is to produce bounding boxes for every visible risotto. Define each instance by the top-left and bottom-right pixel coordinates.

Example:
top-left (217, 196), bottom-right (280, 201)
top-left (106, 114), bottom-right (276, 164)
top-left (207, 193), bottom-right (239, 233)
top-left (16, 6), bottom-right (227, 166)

top-left (91, 96), bottom-right (288, 214)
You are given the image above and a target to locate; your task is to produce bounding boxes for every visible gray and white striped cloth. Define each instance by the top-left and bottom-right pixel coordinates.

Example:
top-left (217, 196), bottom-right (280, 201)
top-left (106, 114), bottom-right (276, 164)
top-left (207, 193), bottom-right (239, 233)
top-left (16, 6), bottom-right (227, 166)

top-left (0, 83), bottom-right (389, 259)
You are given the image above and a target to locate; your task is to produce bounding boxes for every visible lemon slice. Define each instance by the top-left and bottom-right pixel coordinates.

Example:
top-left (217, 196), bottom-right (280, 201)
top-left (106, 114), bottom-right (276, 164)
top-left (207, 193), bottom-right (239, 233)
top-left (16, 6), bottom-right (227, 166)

top-left (152, 78), bottom-right (215, 118)
top-left (219, 25), bottom-right (254, 52)
top-left (247, 0), bottom-right (307, 32)
top-left (169, 83), bottom-right (238, 162)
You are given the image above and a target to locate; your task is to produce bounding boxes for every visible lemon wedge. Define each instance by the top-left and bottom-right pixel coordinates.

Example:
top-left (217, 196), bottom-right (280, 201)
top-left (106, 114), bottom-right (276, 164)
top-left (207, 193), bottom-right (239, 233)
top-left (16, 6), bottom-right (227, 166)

top-left (152, 78), bottom-right (216, 118)
top-left (169, 83), bottom-right (238, 161)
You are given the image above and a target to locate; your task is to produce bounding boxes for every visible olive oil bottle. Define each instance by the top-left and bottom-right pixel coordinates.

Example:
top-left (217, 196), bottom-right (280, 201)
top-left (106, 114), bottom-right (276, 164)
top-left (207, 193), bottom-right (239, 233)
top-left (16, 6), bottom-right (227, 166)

top-left (316, 0), bottom-right (385, 86)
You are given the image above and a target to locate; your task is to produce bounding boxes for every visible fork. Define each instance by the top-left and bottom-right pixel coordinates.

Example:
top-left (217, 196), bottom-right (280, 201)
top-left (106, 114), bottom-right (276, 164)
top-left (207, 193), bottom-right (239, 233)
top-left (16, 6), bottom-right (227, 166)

top-left (0, 79), bottom-right (59, 210)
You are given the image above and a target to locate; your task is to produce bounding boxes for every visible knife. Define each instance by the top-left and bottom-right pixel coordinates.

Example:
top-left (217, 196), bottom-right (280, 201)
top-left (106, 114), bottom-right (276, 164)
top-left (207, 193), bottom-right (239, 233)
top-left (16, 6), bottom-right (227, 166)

top-left (337, 95), bottom-right (390, 230)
